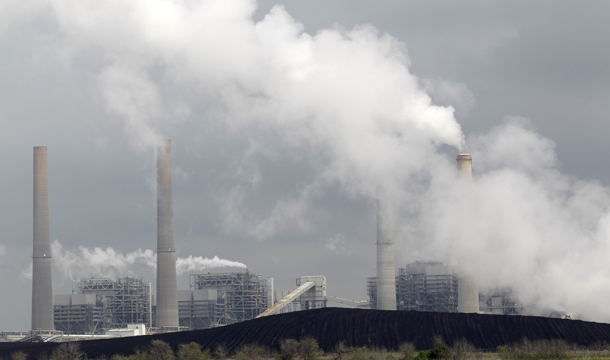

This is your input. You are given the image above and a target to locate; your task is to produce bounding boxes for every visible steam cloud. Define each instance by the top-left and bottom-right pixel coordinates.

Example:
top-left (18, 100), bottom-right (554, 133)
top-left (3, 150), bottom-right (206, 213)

top-left (4, 0), bottom-right (610, 323)
top-left (46, 240), bottom-right (245, 281)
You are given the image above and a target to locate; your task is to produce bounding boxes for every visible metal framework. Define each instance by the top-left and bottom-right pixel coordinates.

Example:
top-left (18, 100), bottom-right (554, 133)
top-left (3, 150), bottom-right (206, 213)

top-left (78, 277), bottom-right (152, 328)
top-left (53, 304), bottom-right (104, 334)
top-left (397, 268), bottom-right (458, 312)
top-left (368, 263), bottom-right (458, 313)
top-left (189, 271), bottom-right (269, 326)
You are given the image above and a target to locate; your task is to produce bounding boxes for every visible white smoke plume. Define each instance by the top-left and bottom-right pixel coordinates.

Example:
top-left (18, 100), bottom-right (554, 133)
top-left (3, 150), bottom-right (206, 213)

top-left (51, 240), bottom-right (156, 281)
top-left (0, 245), bottom-right (6, 259)
top-left (33, 0), bottom-right (463, 201)
top-left (403, 117), bottom-right (610, 321)
top-left (50, 240), bottom-right (246, 281)
top-left (176, 255), bottom-right (247, 274)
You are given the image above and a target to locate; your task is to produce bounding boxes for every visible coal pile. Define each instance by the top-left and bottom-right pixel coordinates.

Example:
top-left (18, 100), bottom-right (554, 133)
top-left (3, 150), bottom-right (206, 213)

top-left (3, 308), bottom-right (610, 359)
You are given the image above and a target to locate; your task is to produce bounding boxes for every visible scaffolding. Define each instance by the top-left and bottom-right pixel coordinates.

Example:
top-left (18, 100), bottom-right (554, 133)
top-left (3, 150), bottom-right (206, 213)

top-left (78, 277), bottom-right (152, 329)
top-left (368, 262), bottom-right (458, 313)
top-left (189, 271), bottom-right (269, 326)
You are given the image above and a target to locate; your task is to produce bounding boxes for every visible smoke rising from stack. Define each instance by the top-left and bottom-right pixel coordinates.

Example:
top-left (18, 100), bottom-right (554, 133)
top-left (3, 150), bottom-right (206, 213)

top-left (455, 154), bottom-right (479, 314)
top-left (43, 240), bottom-right (246, 281)
top-left (6, 0), bottom-right (610, 324)
top-left (156, 139), bottom-right (178, 327)
top-left (376, 189), bottom-right (396, 310)
top-left (32, 146), bottom-right (54, 330)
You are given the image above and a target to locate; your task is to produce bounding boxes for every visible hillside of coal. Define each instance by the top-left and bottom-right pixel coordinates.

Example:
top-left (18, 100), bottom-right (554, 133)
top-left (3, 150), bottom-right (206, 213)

top-left (4, 308), bottom-right (610, 359)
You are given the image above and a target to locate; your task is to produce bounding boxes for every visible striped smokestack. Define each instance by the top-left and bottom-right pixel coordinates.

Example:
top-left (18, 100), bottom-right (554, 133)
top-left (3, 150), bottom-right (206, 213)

top-left (376, 189), bottom-right (397, 310)
top-left (32, 146), bottom-right (54, 330)
top-left (156, 139), bottom-right (179, 327)
top-left (456, 154), bottom-right (479, 313)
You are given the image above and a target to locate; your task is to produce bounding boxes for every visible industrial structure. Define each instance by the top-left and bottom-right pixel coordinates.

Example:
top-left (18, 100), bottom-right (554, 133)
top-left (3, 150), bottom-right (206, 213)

top-left (54, 277), bottom-right (152, 334)
top-left (456, 154), bottom-right (480, 313)
top-left (376, 189), bottom-right (397, 310)
top-left (178, 271), bottom-right (270, 328)
top-left (368, 261), bottom-right (458, 312)
top-left (156, 139), bottom-right (179, 328)
top-left (260, 276), bottom-right (327, 317)
top-left (32, 146), bottom-right (54, 331)
top-left (479, 288), bottom-right (523, 315)
top-left (177, 272), bottom-right (327, 328)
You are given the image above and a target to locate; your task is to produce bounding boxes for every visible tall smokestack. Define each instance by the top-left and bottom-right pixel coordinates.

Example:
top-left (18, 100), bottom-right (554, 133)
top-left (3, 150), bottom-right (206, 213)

top-left (32, 146), bottom-right (54, 330)
top-left (156, 139), bottom-right (179, 327)
top-left (376, 189), bottom-right (397, 310)
top-left (456, 154), bottom-right (479, 313)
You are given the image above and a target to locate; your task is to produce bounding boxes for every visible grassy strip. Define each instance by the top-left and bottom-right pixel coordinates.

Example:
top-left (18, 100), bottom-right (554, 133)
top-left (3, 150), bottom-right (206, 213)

top-left (6, 337), bottom-right (610, 360)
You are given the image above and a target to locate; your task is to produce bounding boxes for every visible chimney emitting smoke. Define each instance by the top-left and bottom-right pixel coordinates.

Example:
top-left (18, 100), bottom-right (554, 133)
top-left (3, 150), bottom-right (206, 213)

top-left (156, 139), bottom-right (179, 327)
top-left (456, 153), bottom-right (480, 313)
top-left (32, 146), bottom-right (54, 330)
top-left (376, 189), bottom-right (397, 310)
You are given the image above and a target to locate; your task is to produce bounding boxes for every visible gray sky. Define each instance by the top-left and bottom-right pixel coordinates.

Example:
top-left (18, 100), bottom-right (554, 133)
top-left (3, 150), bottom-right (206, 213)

top-left (1, 1), bottom-right (610, 330)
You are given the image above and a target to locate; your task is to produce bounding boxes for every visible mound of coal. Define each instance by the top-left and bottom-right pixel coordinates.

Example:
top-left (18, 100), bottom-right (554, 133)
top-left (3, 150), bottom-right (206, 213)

top-left (3, 308), bottom-right (610, 359)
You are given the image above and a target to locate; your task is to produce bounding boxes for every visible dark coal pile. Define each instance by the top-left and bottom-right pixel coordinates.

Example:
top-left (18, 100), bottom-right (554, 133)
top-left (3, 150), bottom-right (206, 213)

top-left (3, 308), bottom-right (610, 359)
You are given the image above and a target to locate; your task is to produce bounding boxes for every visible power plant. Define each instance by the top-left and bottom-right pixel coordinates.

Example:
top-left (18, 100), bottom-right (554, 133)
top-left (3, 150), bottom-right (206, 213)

top-left (156, 139), bottom-right (179, 328)
top-left (19, 144), bottom-right (531, 341)
top-left (32, 146), bottom-right (54, 331)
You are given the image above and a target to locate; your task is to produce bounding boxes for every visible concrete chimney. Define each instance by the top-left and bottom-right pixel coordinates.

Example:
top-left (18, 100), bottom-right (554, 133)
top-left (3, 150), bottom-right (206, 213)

top-left (156, 139), bottom-right (179, 327)
top-left (32, 146), bottom-right (54, 330)
top-left (376, 189), bottom-right (397, 310)
top-left (456, 154), bottom-right (479, 313)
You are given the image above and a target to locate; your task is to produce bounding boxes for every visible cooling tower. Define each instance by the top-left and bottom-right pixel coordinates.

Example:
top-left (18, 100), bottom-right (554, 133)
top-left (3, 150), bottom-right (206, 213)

top-left (32, 146), bottom-right (54, 330)
top-left (376, 190), bottom-right (397, 310)
top-left (456, 154), bottom-right (480, 313)
top-left (156, 139), bottom-right (179, 327)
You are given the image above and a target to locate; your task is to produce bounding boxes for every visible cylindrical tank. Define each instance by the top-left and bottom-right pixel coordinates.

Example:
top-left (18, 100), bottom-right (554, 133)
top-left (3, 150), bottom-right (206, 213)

top-left (32, 146), bottom-right (54, 330)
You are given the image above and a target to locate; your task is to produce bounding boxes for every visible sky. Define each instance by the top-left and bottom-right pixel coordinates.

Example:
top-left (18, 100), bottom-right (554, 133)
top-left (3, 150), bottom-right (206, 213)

top-left (1, 0), bottom-right (610, 330)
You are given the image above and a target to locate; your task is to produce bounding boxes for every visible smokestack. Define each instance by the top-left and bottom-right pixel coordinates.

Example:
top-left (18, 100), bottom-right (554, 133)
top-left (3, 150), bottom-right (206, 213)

top-left (376, 189), bottom-right (397, 310)
top-left (32, 146), bottom-right (54, 330)
top-left (156, 139), bottom-right (179, 327)
top-left (456, 154), bottom-right (479, 313)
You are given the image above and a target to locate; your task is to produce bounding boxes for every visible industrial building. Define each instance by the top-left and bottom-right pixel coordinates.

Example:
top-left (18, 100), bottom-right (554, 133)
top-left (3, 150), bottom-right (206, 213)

top-left (177, 272), bottom-right (328, 328)
top-left (368, 261), bottom-right (458, 312)
top-left (54, 277), bottom-right (152, 334)
top-left (177, 271), bottom-right (270, 328)
top-left (479, 288), bottom-right (524, 315)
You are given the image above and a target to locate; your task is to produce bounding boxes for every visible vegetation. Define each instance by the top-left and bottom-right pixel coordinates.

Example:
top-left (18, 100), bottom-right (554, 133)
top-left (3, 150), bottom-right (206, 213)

top-left (7, 338), bottom-right (610, 360)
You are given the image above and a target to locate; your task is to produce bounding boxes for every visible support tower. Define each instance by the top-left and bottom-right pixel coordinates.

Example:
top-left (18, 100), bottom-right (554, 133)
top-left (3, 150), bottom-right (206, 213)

top-left (156, 139), bottom-right (179, 327)
top-left (32, 146), bottom-right (54, 330)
